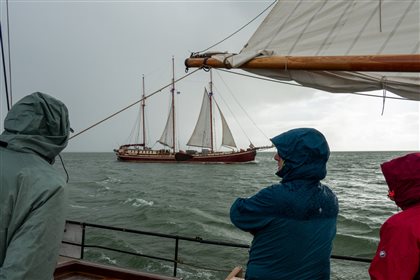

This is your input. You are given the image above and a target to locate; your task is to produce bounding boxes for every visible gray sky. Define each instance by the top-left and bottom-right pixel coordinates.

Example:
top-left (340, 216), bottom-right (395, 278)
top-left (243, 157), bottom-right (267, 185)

top-left (1, 1), bottom-right (419, 152)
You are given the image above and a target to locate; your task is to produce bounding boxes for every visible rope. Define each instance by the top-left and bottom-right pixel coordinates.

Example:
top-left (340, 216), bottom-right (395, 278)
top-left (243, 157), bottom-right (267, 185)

top-left (194, 0), bottom-right (277, 54)
top-left (213, 92), bottom-right (252, 145)
top-left (58, 154), bottom-right (70, 183)
top-left (6, 0), bottom-right (12, 105)
top-left (214, 70), bottom-right (269, 142)
top-left (215, 68), bottom-right (412, 101)
top-left (379, 0), bottom-right (382, 33)
top-left (381, 76), bottom-right (387, 115)
top-left (0, 21), bottom-right (10, 111)
top-left (69, 68), bottom-right (201, 140)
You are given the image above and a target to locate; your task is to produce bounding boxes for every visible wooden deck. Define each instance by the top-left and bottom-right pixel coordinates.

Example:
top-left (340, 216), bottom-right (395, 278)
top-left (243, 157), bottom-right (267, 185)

top-left (55, 257), bottom-right (180, 280)
top-left (55, 258), bottom-right (244, 280)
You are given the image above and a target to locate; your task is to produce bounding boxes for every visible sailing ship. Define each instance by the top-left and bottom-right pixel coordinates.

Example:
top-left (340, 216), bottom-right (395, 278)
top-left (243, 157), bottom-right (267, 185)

top-left (114, 58), bottom-right (178, 163)
top-left (115, 60), bottom-right (257, 163)
top-left (174, 69), bottom-right (256, 163)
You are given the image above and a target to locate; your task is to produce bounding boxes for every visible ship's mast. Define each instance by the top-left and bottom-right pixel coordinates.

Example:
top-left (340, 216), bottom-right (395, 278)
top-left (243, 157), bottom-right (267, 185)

top-left (141, 75), bottom-right (146, 149)
top-left (209, 69), bottom-right (214, 152)
top-left (171, 56), bottom-right (176, 153)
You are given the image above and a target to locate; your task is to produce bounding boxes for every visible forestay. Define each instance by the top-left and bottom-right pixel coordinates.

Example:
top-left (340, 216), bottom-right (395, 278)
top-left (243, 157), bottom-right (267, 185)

top-left (198, 0), bottom-right (420, 100)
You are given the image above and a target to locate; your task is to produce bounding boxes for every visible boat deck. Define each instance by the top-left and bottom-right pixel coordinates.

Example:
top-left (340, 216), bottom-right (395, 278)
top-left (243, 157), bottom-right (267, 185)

top-left (55, 257), bottom-right (181, 280)
top-left (55, 257), bottom-right (244, 280)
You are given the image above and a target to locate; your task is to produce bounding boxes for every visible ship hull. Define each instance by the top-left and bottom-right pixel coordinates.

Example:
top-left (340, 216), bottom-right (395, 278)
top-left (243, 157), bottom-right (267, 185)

top-left (174, 149), bottom-right (256, 163)
top-left (115, 148), bottom-right (256, 163)
top-left (116, 151), bottom-right (177, 163)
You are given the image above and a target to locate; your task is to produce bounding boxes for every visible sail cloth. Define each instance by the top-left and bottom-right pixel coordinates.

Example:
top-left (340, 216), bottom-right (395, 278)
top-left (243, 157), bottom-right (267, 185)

top-left (209, 0), bottom-right (420, 100)
top-left (187, 89), bottom-right (212, 149)
top-left (158, 105), bottom-right (174, 148)
top-left (187, 88), bottom-right (238, 149)
top-left (216, 102), bottom-right (237, 149)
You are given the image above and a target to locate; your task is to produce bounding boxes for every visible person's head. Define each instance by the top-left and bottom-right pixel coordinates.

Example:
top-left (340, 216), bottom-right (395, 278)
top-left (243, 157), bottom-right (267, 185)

top-left (381, 153), bottom-right (420, 210)
top-left (0, 92), bottom-right (71, 163)
top-left (273, 153), bottom-right (285, 173)
top-left (271, 128), bottom-right (330, 182)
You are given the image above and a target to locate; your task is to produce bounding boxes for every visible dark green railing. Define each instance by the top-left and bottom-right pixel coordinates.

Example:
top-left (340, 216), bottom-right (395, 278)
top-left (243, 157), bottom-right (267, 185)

top-left (62, 220), bottom-right (371, 278)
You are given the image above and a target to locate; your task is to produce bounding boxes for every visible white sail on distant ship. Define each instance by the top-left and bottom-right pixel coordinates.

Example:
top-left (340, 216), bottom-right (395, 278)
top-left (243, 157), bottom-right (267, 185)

top-left (187, 88), bottom-right (237, 150)
top-left (174, 71), bottom-right (257, 163)
top-left (158, 105), bottom-right (175, 149)
top-left (186, 89), bottom-right (213, 149)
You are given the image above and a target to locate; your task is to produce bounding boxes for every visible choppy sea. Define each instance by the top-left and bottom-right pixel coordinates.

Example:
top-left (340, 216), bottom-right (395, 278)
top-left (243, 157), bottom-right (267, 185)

top-left (57, 151), bottom-right (411, 280)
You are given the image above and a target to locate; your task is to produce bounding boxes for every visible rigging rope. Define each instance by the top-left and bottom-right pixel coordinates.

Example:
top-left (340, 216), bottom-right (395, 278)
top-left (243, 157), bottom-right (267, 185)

top-left (126, 112), bottom-right (141, 145)
top-left (0, 21), bottom-right (10, 111)
top-left (213, 96), bottom-right (251, 146)
top-left (6, 0), bottom-right (12, 105)
top-left (214, 70), bottom-right (270, 141)
top-left (193, 0), bottom-right (276, 54)
top-left (213, 85), bottom-right (253, 145)
top-left (69, 68), bottom-right (201, 140)
top-left (215, 68), bottom-right (413, 101)
top-left (58, 154), bottom-right (70, 183)
top-left (381, 76), bottom-right (388, 115)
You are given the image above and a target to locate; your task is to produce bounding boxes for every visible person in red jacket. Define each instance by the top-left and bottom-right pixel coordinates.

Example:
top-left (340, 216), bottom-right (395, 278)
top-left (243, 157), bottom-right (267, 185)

top-left (369, 152), bottom-right (420, 280)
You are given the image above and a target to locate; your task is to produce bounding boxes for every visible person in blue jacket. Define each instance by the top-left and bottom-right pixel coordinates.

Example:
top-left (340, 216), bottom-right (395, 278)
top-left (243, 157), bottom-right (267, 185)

top-left (230, 128), bottom-right (339, 280)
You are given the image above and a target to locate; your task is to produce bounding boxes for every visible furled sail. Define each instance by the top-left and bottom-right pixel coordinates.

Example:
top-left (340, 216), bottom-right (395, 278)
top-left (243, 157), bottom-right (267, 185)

top-left (158, 105), bottom-right (174, 148)
top-left (187, 89), bottom-right (212, 149)
top-left (186, 0), bottom-right (420, 100)
top-left (216, 102), bottom-right (237, 149)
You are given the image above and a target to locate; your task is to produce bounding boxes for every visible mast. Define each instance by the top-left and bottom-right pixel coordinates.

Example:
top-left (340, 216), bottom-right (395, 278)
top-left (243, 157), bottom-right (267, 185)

top-left (209, 69), bottom-right (214, 152)
top-left (141, 75), bottom-right (146, 149)
top-left (171, 56), bottom-right (176, 153)
top-left (185, 54), bottom-right (420, 72)
top-left (157, 58), bottom-right (177, 150)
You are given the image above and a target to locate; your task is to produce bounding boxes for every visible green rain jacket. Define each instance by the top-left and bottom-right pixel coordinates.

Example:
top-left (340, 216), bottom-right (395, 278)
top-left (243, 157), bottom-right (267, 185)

top-left (0, 92), bottom-right (70, 280)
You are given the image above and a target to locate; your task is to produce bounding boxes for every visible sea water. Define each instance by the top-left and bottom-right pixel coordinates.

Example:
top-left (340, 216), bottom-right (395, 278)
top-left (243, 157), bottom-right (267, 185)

top-left (59, 151), bottom-right (409, 280)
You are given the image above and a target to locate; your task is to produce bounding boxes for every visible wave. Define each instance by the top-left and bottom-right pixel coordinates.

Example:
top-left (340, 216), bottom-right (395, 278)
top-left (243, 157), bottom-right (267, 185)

top-left (69, 204), bottom-right (88, 209)
top-left (123, 197), bottom-right (154, 207)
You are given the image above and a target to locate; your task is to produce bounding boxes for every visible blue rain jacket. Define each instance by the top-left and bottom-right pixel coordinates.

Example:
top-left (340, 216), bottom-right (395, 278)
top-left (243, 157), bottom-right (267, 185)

top-left (0, 92), bottom-right (70, 280)
top-left (231, 128), bottom-right (338, 280)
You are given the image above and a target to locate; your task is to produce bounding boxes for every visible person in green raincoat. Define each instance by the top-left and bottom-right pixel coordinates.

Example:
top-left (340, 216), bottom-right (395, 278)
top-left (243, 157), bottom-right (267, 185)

top-left (0, 92), bottom-right (71, 280)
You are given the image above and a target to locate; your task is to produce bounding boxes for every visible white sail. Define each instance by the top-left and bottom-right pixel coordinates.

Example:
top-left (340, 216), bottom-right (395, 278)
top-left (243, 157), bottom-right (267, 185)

top-left (158, 105), bottom-right (174, 148)
top-left (216, 102), bottom-right (237, 149)
top-left (210, 0), bottom-right (420, 100)
top-left (187, 89), bottom-right (212, 149)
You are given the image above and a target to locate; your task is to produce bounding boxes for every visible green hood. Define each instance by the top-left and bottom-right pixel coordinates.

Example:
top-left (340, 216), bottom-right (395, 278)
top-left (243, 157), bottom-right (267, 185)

top-left (0, 92), bottom-right (70, 161)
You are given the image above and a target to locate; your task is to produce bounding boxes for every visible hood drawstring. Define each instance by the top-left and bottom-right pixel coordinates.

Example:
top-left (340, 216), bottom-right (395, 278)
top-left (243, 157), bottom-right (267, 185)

top-left (58, 154), bottom-right (69, 183)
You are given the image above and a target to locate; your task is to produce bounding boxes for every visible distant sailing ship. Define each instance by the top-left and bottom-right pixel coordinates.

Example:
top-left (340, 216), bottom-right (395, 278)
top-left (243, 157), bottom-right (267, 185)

top-left (115, 59), bottom-right (257, 163)
top-left (174, 80), bottom-right (257, 163)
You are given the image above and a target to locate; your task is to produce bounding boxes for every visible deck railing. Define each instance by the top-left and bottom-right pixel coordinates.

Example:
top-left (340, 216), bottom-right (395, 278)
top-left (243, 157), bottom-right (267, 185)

top-left (60, 220), bottom-right (372, 278)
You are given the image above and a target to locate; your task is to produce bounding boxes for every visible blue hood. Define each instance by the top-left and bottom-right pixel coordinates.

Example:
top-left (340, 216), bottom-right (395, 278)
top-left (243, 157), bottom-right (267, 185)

top-left (271, 128), bottom-right (330, 182)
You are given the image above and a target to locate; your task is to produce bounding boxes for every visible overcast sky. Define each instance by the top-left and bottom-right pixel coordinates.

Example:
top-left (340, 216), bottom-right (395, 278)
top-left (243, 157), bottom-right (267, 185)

top-left (0, 0), bottom-right (418, 152)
